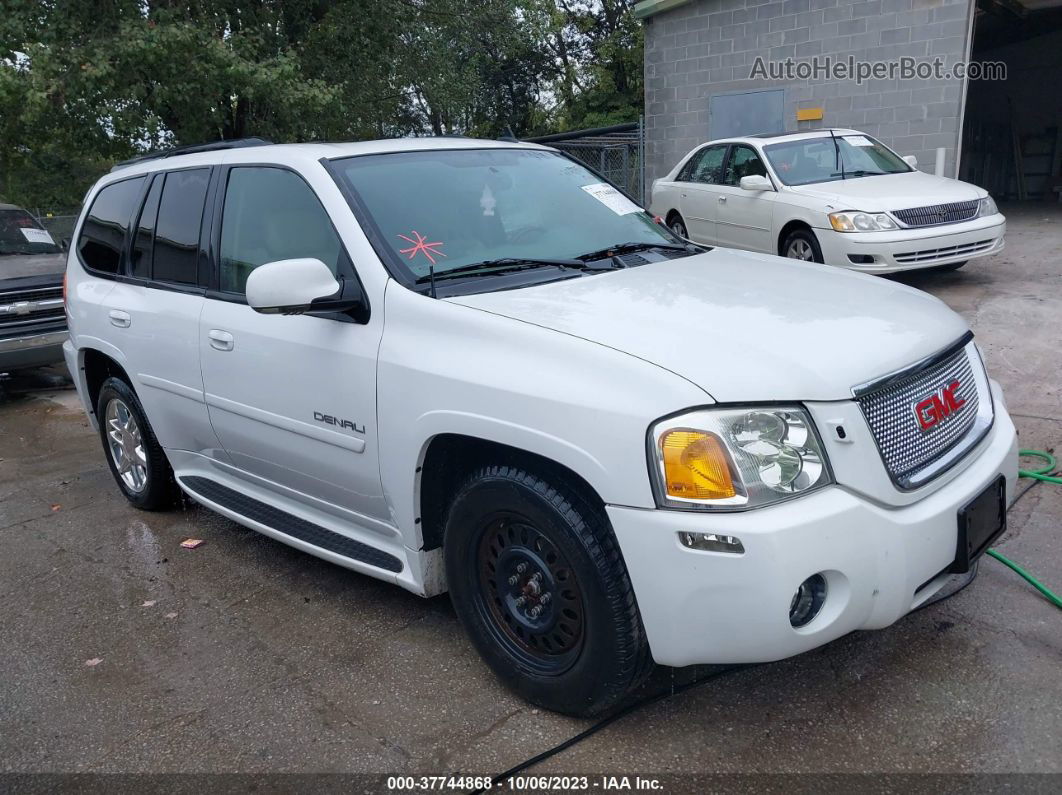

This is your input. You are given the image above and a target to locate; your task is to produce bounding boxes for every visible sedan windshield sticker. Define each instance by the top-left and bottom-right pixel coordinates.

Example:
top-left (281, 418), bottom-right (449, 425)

top-left (843, 135), bottom-right (874, 147)
top-left (581, 183), bottom-right (641, 215)
top-left (20, 227), bottom-right (55, 245)
top-left (397, 231), bottom-right (447, 264)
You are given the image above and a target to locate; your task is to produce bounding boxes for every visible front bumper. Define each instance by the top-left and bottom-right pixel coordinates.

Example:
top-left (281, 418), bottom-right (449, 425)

top-left (0, 328), bottom-right (68, 373)
top-left (815, 214), bottom-right (1006, 273)
top-left (609, 400), bottom-right (1018, 667)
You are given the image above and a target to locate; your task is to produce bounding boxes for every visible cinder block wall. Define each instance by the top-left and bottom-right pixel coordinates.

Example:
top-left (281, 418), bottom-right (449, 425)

top-left (643, 0), bottom-right (974, 190)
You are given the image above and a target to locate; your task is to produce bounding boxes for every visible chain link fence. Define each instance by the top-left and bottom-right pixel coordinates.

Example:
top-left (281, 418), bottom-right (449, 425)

top-left (525, 119), bottom-right (646, 205)
top-left (32, 210), bottom-right (80, 245)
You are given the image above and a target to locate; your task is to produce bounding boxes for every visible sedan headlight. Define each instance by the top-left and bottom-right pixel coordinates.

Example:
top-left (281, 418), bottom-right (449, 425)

top-left (649, 407), bottom-right (832, 510)
top-left (978, 195), bottom-right (998, 217)
top-left (828, 211), bottom-right (897, 232)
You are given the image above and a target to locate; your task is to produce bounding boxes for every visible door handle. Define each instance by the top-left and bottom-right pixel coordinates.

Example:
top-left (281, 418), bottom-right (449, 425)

top-left (108, 310), bottom-right (131, 328)
top-left (681, 192), bottom-right (687, 198)
top-left (208, 329), bottom-right (234, 352)
top-left (718, 196), bottom-right (727, 203)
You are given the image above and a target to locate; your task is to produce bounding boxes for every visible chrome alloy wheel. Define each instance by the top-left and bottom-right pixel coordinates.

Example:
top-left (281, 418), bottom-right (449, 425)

top-left (786, 238), bottom-right (814, 260)
top-left (105, 398), bottom-right (148, 493)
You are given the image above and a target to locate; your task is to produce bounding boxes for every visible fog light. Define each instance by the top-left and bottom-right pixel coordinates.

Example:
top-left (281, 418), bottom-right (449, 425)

top-left (678, 532), bottom-right (744, 554)
top-left (847, 254), bottom-right (874, 264)
top-left (789, 574), bottom-right (827, 627)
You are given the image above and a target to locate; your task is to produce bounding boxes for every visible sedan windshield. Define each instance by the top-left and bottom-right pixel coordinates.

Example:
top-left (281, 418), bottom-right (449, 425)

top-left (0, 208), bottom-right (62, 256)
top-left (332, 148), bottom-right (684, 286)
top-left (763, 135), bottom-right (911, 186)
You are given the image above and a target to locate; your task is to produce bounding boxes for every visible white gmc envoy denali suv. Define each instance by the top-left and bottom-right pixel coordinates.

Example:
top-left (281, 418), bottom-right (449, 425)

top-left (65, 137), bottom-right (1018, 716)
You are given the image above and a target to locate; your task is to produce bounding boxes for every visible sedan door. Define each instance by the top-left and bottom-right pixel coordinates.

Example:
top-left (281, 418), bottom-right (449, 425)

top-left (713, 145), bottom-right (778, 254)
top-left (675, 145), bottom-right (728, 244)
top-left (198, 164), bottom-right (388, 522)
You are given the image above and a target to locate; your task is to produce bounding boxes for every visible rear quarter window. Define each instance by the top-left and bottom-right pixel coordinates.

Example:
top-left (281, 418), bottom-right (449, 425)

top-left (78, 177), bottom-right (145, 274)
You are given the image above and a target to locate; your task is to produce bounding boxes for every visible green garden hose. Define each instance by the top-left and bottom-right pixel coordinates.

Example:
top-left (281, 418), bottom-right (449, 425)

top-left (989, 449), bottom-right (1062, 609)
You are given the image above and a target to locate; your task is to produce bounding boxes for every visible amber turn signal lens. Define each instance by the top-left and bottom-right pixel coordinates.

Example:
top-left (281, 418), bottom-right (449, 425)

top-left (660, 430), bottom-right (736, 500)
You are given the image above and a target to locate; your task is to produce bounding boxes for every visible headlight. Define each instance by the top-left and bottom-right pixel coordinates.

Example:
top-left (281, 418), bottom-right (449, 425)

top-left (649, 406), bottom-right (832, 510)
top-left (828, 210), bottom-right (897, 232)
top-left (978, 196), bottom-right (997, 217)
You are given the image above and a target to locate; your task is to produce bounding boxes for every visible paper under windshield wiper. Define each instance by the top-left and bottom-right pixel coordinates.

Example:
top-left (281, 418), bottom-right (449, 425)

top-left (414, 257), bottom-right (589, 284)
top-left (574, 241), bottom-right (692, 262)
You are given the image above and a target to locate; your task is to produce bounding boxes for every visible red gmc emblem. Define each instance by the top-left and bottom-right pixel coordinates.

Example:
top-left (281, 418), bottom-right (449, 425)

top-left (913, 380), bottom-right (966, 431)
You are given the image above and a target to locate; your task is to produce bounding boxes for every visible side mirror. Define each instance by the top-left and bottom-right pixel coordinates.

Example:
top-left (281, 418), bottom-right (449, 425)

top-left (60, 238), bottom-right (70, 252)
top-left (246, 258), bottom-right (369, 323)
top-left (903, 155), bottom-right (917, 168)
top-left (739, 175), bottom-right (773, 191)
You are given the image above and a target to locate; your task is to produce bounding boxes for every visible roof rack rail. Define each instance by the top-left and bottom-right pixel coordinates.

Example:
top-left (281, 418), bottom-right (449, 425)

top-left (111, 137), bottom-right (274, 171)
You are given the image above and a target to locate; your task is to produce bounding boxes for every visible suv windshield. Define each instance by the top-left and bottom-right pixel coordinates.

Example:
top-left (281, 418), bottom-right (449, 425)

top-left (763, 135), bottom-right (911, 186)
top-left (332, 148), bottom-right (685, 287)
top-left (0, 208), bottom-right (62, 256)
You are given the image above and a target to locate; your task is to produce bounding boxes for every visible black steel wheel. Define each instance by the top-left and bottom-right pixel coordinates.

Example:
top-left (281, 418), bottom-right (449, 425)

top-left (476, 515), bottom-right (586, 674)
top-left (445, 463), bottom-right (653, 716)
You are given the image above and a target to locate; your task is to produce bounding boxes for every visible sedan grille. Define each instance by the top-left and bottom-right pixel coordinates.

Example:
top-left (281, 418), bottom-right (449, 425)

top-left (891, 200), bottom-right (979, 228)
top-left (855, 340), bottom-right (993, 489)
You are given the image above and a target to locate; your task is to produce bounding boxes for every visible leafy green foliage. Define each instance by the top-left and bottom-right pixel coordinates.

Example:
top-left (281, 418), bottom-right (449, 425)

top-left (0, 0), bottom-right (644, 209)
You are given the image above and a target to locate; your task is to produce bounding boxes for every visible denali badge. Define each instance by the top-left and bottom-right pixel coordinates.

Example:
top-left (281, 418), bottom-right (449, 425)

top-left (913, 381), bottom-right (965, 431)
top-left (313, 411), bottom-right (365, 434)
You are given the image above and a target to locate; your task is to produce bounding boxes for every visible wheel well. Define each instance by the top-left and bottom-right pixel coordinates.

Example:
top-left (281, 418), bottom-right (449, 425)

top-left (418, 434), bottom-right (605, 552)
top-left (777, 220), bottom-right (812, 256)
top-left (83, 349), bottom-right (132, 418)
top-left (665, 209), bottom-right (683, 224)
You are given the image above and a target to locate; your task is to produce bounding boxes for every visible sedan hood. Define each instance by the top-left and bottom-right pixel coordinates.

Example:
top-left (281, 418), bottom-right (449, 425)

top-left (788, 170), bottom-right (983, 212)
top-left (448, 249), bottom-right (969, 402)
top-left (1, 252), bottom-right (66, 281)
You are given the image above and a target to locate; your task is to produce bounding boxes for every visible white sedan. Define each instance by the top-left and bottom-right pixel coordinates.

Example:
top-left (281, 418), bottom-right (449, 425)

top-left (649, 129), bottom-right (1006, 273)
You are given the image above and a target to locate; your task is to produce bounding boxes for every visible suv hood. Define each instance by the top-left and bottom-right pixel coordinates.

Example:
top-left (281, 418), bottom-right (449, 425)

top-left (1, 252), bottom-right (66, 282)
top-left (788, 170), bottom-right (983, 212)
top-left (448, 248), bottom-right (968, 402)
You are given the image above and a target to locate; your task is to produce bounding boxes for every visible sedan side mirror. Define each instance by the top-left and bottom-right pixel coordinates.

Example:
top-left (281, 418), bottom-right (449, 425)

top-left (246, 258), bottom-right (369, 323)
top-left (739, 175), bottom-right (773, 191)
top-left (902, 155), bottom-right (917, 168)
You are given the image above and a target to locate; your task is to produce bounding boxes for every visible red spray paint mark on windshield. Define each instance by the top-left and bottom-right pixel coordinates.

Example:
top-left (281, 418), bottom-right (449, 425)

top-left (397, 231), bottom-right (447, 265)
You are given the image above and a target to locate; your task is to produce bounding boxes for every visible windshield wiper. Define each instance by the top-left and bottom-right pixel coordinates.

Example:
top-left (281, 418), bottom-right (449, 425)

top-left (574, 241), bottom-right (695, 263)
top-left (829, 169), bottom-right (881, 178)
top-left (414, 257), bottom-right (593, 284)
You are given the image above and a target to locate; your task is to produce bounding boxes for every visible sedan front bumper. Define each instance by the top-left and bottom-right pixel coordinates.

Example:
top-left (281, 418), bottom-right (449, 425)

top-left (816, 214), bottom-right (1006, 273)
top-left (608, 400), bottom-right (1018, 667)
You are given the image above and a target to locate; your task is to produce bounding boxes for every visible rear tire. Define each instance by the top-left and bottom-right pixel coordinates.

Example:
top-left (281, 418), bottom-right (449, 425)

top-left (667, 212), bottom-right (688, 240)
top-left (782, 228), bottom-right (824, 263)
top-left (96, 377), bottom-right (180, 510)
top-left (444, 464), bottom-right (653, 717)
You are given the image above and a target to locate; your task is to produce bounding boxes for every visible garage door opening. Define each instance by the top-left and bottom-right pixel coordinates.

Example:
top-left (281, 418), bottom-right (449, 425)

top-left (960, 0), bottom-right (1062, 203)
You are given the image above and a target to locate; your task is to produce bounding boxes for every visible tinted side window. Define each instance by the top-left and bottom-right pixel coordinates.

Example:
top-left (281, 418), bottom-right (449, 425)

top-left (153, 168), bottom-right (210, 285)
top-left (723, 146), bottom-right (767, 186)
top-left (219, 167), bottom-right (342, 295)
top-left (78, 177), bottom-right (145, 274)
top-left (131, 175), bottom-right (162, 280)
top-left (690, 146), bottom-right (727, 185)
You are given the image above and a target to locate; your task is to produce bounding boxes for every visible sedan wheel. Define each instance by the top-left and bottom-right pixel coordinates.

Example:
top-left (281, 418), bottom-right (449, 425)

top-left (787, 238), bottom-right (814, 261)
top-left (669, 216), bottom-right (688, 239)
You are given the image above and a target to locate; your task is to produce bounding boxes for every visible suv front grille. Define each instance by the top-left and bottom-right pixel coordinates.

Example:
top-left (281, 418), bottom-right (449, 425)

top-left (891, 200), bottom-right (979, 227)
top-left (0, 286), bottom-right (65, 333)
top-left (855, 338), bottom-right (993, 489)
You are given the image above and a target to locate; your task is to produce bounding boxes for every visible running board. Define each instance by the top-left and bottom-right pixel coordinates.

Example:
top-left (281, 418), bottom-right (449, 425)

top-left (179, 476), bottom-right (403, 573)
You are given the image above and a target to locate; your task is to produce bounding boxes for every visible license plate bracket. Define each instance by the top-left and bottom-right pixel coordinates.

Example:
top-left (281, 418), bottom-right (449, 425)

top-left (950, 475), bottom-right (1006, 574)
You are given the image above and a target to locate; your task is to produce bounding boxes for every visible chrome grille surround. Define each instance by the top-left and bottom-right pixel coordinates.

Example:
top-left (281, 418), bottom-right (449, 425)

top-left (854, 335), bottom-right (994, 490)
top-left (891, 200), bottom-right (979, 228)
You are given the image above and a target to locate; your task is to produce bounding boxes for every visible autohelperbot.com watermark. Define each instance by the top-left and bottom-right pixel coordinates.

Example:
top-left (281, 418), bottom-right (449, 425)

top-left (750, 55), bottom-right (1006, 84)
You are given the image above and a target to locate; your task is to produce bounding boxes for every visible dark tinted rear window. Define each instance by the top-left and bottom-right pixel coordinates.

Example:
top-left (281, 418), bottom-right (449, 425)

top-left (153, 169), bottom-right (209, 285)
top-left (78, 177), bottom-right (145, 274)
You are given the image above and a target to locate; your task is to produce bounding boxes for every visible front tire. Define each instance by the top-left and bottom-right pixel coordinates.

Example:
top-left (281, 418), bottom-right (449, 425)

top-left (96, 377), bottom-right (180, 510)
top-left (782, 228), bottom-right (824, 263)
top-left (444, 465), bottom-right (652, 716)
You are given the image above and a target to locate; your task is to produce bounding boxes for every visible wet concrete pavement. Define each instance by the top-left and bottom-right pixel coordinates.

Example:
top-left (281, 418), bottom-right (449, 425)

top-left (1, 204), bottom-right (1060, 777)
